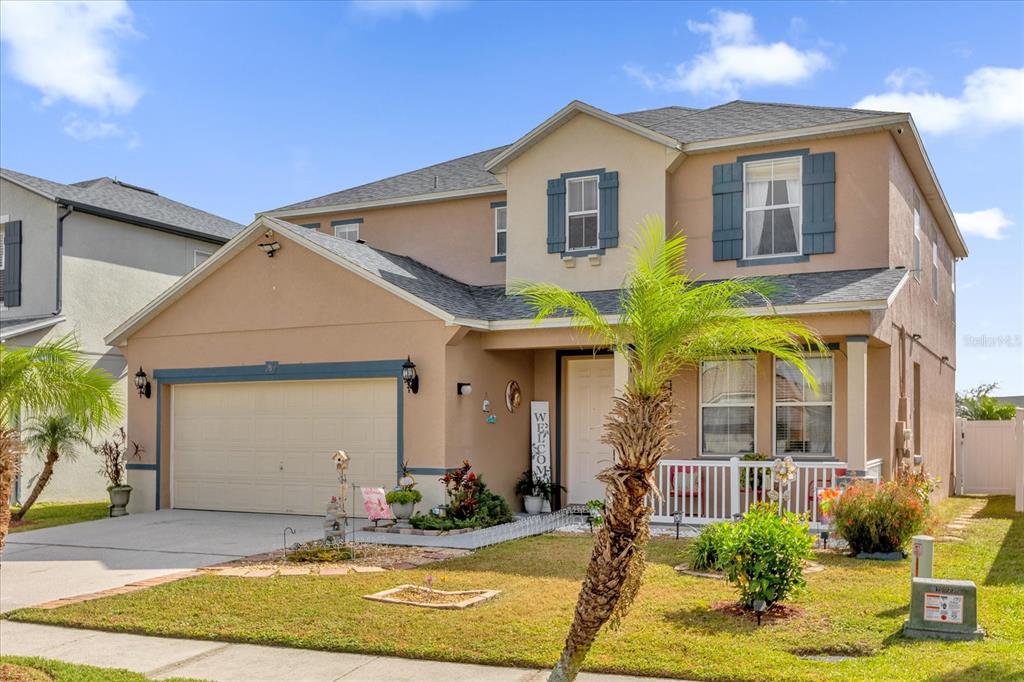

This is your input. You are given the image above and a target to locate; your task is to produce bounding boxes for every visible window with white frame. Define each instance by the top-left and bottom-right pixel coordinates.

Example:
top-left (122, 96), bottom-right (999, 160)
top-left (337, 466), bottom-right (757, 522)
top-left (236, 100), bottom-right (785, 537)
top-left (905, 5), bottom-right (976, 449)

top-left (300, 223), bottom-right (320, 231)
top-left (775, 355), bottom-right (833, 456)
top-left (193, 249), bottom-right (212, 269)
top-left (494, 205), bottom-right (507, 257)
top-left (701, 358), bottom-right (756, 455)
top-left (932, 242), bottom-right (939, 302)
top-left (743, 157), bottom-right (802, 258)
top-left (913, 197), bottom-right (922, 280)
top-left (566, 175), bottom-right (599, 251)
top-left (333, 221), bottom-right (360, 242)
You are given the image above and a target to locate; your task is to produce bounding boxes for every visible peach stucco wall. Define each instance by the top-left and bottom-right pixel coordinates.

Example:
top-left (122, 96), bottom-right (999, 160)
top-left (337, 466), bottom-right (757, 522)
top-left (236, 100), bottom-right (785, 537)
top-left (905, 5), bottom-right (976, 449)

top-left (668, 131), bottom-right (893, 280)
top-left (122, 232), bottom-right (455, 508)
top-left (282, 193), bottom-right (506, 286)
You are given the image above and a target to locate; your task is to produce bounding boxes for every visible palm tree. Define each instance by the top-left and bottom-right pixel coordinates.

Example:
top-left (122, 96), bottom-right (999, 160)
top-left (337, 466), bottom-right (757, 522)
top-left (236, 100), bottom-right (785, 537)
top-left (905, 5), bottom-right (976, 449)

top-left (514, 217), bottom-right (823, 682)
top-left (0, 335), bottom-right (121, 550)
top-left (12, 416), bottom-right (91, 521)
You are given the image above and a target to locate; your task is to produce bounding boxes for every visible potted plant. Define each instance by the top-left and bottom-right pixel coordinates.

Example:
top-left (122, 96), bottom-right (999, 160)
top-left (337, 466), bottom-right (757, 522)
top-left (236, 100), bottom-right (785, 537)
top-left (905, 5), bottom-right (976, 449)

top-left (95, 427), bottom-right (142, 517)
top-left (515, 469), bottom-right (544, 515)
top-left (534, 477), bottom-right (565, 513)
top-left (385, 488), bottom-right (422, 525)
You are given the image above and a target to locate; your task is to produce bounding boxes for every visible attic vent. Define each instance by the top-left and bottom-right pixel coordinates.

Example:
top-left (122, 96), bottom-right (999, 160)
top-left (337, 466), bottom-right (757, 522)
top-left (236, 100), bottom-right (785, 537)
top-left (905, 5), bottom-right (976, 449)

top-left (112, 179), bottom-right (159, 195)
top-left (433, 175), bottom-right (438, 190)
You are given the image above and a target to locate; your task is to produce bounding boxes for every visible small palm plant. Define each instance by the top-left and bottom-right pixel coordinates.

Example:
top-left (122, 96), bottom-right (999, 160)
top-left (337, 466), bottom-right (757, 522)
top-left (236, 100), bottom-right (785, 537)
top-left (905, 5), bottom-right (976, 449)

top-left (0, 335), bottom-right (121, 550)
top-left (12, 415), bottom-right (91, 521)
top-left (514, 216), bottom-right (822, 682)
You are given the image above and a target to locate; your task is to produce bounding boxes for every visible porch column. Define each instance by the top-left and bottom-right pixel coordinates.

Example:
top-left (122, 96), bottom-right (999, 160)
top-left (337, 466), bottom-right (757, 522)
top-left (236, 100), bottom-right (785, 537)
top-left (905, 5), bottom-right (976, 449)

top-left (846, 336), bottom-right (869, 472)
top-left (613, 350), bottom-right (629, 398)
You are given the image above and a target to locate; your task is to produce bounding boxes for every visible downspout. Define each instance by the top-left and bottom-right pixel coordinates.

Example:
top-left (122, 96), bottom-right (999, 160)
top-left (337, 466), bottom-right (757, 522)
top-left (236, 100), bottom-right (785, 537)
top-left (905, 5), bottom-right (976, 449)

top-left (53, 204), bottom-right (72, 315)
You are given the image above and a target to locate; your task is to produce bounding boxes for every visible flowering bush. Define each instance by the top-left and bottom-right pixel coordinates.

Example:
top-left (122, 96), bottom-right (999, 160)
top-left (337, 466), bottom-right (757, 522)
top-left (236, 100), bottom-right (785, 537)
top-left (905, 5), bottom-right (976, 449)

top-left (830, 479), bottom-right (932, 554)
top-left (717, 503), bottom-right (813, 608)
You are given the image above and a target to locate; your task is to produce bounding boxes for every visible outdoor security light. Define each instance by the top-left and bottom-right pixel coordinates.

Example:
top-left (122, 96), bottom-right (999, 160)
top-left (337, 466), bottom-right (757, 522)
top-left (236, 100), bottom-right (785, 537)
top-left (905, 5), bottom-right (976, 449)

top-left (134, 366), bottom-right (151, 399)
top-left (258, 240), bottom-right (281, 257)
top-left (753, 599), bottom-right (767, 626)
top-left (457, 382), bottom-right (472, 396)
top-left (401, 357), bottom-right (419, 394)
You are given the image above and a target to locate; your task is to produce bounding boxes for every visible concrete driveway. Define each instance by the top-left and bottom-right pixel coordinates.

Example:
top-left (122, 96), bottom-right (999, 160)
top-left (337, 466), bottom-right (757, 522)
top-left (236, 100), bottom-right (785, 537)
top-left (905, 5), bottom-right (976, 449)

top-left (0, 510), bottom-right (323, 613)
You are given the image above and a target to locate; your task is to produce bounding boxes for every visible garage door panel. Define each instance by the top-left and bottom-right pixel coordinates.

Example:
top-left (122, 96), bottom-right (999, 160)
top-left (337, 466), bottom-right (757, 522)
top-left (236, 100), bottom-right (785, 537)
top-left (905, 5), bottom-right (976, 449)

top-left (172, 378), bottom-right (397, 515)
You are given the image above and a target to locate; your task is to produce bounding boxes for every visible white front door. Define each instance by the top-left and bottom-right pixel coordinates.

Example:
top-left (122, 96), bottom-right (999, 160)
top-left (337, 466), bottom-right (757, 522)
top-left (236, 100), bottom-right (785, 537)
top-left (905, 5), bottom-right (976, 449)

top-left (567, 357), bottom-right (615, 504)
top-left (171, 378), bottom-right (397, 515)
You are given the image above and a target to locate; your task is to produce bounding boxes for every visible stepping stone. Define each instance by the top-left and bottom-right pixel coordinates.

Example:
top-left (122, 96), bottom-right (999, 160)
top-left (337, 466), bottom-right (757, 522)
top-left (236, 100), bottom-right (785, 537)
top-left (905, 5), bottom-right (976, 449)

top-left (243, 568), bottom-right (277, 578)
top-left (318, 566), bottom-right (351, 576)
top-left (946, 523), bottom-right (967, 530)
top-left (351, 566), bottom-right (385, 573)
top-left (277, 567), bottom-right (311, 576)
top-left (403, 555), bottom-right (439, 566)
top-left (391, 562), bottom-right (418, 570)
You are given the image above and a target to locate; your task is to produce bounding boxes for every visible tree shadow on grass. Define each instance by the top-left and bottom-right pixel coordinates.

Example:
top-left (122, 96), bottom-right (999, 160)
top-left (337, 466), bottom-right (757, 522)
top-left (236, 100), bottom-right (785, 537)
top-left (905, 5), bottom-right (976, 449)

top-left (874, 604), bottom-right (910, 618)
top-left (663, 605), bottom-right (758, 636)
top-left (927, 663), bottom-right (1024, 681)
top-left (977, 496), bottom-right (1023, 586)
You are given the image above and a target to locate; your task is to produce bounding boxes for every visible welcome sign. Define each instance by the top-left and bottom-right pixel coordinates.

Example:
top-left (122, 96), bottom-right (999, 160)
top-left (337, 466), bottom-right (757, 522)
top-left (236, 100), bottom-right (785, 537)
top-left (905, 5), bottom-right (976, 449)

top-left (530, 401), bottom-right (551, 484)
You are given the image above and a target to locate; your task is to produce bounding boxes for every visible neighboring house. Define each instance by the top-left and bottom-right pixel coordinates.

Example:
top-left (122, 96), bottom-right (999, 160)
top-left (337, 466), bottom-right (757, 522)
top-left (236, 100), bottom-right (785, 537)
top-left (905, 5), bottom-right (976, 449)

top-left (106, 100), bottom-right (966, 517)
top-left (1, 168), bottom-right (244, 503)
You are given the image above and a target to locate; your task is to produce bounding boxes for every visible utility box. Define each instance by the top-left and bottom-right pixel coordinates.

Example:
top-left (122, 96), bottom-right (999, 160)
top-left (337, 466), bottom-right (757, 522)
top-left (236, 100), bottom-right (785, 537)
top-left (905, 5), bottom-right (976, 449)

top-left (904, 578), bottom-right (984, 640)
top-left (910, 535), bottom-right (934, 579)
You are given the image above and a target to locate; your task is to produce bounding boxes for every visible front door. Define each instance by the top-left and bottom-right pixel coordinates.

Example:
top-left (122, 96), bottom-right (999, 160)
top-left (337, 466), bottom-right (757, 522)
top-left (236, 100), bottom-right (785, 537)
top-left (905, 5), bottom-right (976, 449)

top-left (567, 357), bottom-right (615, 504)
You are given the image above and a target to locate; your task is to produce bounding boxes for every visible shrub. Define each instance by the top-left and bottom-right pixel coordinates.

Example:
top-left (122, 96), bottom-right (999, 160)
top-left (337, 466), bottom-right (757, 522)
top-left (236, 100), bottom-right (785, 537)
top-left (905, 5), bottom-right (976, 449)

top-left (385, 489), bottom-right (422, 506)
top-left (717, 503), bottom-right (813, 609)
top-left (830, 479), bottom-right (930, 554)
top-left (688, 522), bottom-right (729, 571)
top-left (410, 463), bottom-right (512, 531)
top-left (286, 541), bottom-right (354, 563)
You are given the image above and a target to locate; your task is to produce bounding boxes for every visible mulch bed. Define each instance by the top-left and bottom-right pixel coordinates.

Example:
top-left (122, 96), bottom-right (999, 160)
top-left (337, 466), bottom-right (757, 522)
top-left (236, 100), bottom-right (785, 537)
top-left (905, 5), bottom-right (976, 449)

top-left (712, 600), bottom-right (805, 623)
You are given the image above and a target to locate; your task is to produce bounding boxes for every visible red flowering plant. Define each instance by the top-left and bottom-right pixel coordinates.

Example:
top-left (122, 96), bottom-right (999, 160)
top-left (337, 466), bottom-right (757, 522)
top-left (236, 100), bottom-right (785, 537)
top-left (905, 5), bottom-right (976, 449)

top-left (441, 460), bottom-right (481, 520)
top-left (830, 478), bottom-right (933, 554)
top-left (817, 487), bottom-right (842, 522)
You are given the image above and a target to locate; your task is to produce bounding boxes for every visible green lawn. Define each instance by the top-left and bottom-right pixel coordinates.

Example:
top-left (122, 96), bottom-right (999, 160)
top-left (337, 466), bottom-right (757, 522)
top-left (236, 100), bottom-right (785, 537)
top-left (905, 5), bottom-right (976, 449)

top-left (7, 496), bottom-right (1022, 681)
top-left (0, 656), bottom-right (205, 682)
top-left (10, 502), bottom-right (109, 533)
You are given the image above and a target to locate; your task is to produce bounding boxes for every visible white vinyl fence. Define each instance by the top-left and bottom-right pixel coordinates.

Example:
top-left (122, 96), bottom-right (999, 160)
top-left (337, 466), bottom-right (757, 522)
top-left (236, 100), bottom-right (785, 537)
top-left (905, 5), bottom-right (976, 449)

top-left (649, 458), bottom-right (849, 530)
top-left (956, 412), bottom-right (1024, 500)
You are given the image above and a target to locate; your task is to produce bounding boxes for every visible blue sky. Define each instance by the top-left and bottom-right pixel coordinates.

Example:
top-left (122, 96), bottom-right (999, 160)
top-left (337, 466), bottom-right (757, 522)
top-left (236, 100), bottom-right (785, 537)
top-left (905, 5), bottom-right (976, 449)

top-left (1, 1), bottom-right (1022, 393)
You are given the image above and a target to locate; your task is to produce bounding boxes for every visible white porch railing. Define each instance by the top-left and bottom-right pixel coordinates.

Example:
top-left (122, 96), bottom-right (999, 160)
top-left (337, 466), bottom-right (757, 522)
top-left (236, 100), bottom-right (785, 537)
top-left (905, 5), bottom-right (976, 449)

top-left (865, 458), bottom-right (883, 483)
top-left (649, 457), bottom-right (849, 530)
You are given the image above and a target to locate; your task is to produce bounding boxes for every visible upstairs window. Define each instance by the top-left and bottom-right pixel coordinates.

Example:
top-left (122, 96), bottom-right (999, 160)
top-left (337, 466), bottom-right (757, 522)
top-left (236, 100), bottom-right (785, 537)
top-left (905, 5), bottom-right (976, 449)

top-left (494, 205), bottom-right (507, 257)
top-left (743, 157), bottom-right (801, 259)
top-left (332, 219), bottom-right (361, 242)
top-left (566, 175), bottom-right (599, 251)
top-left (932, 242), bottom-right (939, 302)
top-left (913, 197), bottom-right (922, 280)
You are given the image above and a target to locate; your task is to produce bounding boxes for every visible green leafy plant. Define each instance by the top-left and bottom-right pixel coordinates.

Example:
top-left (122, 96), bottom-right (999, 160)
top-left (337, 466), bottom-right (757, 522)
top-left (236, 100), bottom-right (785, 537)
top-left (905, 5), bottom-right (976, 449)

top-left (585, 500), bottom-right (605, 527)
top-left (956, 382), bottom-right (1016, 420)
top-left (717, 503), bottom-right (813, 609)
top-left (408, 514), bottom-right (478, 531)
top-left (688, 522), bottom-right (730, 571)
top-left (13, 416), bottom-right (90, 521)
top-left (514, 469), bottom-right (537, 497)
top-left (385, 489), bottom-right (423, 506)
top-left (831, 479), bottom-right (932, 554)
top-left (412, 464), bottom-right (512, 531)
top-left (534, 477), bottom-right (565, 502)
top-left (738, 452), bottom-right (770, 490)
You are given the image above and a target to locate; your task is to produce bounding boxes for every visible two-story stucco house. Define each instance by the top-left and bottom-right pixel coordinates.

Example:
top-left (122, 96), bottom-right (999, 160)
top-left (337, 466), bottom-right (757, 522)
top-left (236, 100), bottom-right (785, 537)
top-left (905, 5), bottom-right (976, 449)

top-left (105, 100), bottom-right (966, 518)
top-left (1, 168), bottom-right (244, 503)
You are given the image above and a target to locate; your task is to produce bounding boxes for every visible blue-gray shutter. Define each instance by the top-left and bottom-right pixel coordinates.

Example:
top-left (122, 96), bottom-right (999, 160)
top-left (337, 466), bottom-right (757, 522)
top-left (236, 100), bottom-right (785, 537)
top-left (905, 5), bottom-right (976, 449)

top-left (802, 152), bottom-right (836, 255)
top-left (2, 220), bottom-right (21, 307)
top-left (546, 178), bottom-right (566, 253)
top-left (598, 171), bottom-right (619, 249)
top-left (712, 162), bottom-right (743, 261)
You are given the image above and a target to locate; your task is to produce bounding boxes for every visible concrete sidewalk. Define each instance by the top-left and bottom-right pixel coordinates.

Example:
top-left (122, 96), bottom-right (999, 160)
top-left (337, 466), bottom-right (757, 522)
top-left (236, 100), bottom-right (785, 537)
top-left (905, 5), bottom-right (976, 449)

top-left (0, 621), bottom-right (680, 682)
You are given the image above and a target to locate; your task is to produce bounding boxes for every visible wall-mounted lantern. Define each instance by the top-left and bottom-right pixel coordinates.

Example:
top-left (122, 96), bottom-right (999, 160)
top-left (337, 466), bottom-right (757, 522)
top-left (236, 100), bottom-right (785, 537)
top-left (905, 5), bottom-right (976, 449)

top-left (401, 357), bottom-right (419, 394)
top-left (457, 382), bottom-right (472, 396)
top-left (133, 366), bottom-right (151, 399)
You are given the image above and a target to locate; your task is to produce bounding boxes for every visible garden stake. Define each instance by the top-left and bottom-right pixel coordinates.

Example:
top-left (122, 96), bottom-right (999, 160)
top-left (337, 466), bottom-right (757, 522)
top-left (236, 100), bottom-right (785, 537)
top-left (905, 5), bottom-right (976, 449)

top-left (283, 526), bottom-right (295, 556)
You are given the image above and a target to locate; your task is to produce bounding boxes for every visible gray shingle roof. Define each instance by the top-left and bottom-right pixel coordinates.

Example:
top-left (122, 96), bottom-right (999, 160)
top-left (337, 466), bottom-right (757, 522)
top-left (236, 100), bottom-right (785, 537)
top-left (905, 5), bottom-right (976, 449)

top-left (266, 100), bottom-right (899, 215)
top-left (1, 168), bottom-right (244, 242)
top-left (274, 219), bottom-right (906, 322)
top-left (0, 314), bottom-right (65, 341)
top-left (269, 146), bottom-right (508, 213)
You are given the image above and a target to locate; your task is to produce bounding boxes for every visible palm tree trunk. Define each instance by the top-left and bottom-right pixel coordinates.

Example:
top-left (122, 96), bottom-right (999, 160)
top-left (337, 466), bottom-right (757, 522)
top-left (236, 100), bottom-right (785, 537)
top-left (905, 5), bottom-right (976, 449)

top-left (549, 390), bottom-right (674, 682)
top-left (12, 450), bottom-right (59, 521)
top-left (0, 428), bottom-right (25, 554)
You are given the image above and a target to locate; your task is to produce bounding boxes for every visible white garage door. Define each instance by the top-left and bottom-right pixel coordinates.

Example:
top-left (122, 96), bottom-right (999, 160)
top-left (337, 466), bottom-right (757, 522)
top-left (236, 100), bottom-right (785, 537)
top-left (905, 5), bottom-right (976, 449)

top-left (171, 378), bottom-right (397, 515)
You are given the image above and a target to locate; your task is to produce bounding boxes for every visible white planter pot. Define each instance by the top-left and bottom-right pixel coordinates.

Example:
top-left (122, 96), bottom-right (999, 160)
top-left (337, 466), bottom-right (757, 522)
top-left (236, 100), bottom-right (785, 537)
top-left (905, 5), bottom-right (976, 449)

top-left (108, 485), bottom-right (132, 517)
top-left (523, 495), bottom-right (543, 515)
top-left (390, 501), bottom-right (416, 527)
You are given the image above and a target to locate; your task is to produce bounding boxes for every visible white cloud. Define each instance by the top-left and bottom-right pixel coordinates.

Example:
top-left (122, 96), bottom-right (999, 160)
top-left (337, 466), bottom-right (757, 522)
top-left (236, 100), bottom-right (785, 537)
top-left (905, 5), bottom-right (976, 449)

top-left (954, 208), bottom-right (1014, 240)
top-left (624, 10), bottom-right (829, 98)
top-left (855, 66), bottom-right (1024, 135)
top-left (884, 67), bottom-right (930, 91)
top-left (349, 1), bottom-right (463, 19)
top-left (62, 114), bottom-right (140, 148)
top-left (0, 0), bottom-right (141, 112)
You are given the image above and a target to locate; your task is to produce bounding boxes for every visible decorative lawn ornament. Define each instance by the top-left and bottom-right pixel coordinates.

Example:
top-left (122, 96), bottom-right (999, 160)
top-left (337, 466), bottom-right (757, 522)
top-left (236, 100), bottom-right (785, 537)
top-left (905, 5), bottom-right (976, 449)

top-left (505, 380), bottom-right (522, 413)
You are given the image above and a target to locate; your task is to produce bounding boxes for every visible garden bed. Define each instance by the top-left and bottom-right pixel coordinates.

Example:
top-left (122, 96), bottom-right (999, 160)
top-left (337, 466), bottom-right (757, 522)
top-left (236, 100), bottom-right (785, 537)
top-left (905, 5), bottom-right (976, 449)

top-left (363, 584), bottom-right (500, 609)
